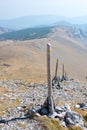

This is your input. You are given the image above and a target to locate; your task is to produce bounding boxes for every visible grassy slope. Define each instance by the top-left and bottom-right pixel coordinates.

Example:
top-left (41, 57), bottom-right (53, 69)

top-left (0, 26), bottom-right (87, 82)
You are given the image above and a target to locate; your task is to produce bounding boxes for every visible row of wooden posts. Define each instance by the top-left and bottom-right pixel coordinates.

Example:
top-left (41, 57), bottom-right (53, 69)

top-left (52, 59), bottom-right (67, 87)
top-left (47, 43), bottom-right (68, 88)
top-left (44, 43), bottom-right (68, 116)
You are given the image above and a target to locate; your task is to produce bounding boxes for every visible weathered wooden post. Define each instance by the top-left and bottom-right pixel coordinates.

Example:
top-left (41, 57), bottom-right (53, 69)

top-left (61, 63), bottom-right (66, 81)
top-left (55, 59), bottom-right (58, 78)
top-left (65, 71), bottom-right (68, 81)
top-left (52, 59), bottom-right (60, 88)
top-left (47, 43), bottom-right (52, 97)
top-left (43, 43), bottom-right (55, 116)
top-left (47, 43), bottom-right (54, 115)
top-left (61, 64), bottom-right (64, 81)
top-left (63, 64), bottom-right (64, 78)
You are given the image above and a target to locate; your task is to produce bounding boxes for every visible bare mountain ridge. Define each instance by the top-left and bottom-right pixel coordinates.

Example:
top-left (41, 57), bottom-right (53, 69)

top-left (52, 25), bottom-right (87, 44)
top-left (0, 25), bottom-right (87, 82)
top-left (0, 25), bottom-right (87, 46)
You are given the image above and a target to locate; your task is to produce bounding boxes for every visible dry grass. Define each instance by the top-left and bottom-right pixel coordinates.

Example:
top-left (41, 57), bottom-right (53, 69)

top-left (35, 115), bottom-right (83, 130)
top-left (69, 126), bottom-right (82, 130)
top-left (18, 123), bottom-right (26, 129)
top-left (0, 37), bottom-right (87, 83)
top-left (84, 114), bottom-right (87, 125)
top-left (0, 87), bottom-right (8, 93)
top-left (0, 97), bottom-right (20, 115)
top-left (36, 116), bottom-right (68, 130)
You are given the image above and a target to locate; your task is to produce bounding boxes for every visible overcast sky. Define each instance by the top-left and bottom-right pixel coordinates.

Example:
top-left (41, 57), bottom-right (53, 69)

top-left (0, 0), bottom-right (87, 20)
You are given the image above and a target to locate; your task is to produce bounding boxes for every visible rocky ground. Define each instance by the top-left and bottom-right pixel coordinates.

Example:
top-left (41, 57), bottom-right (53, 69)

top-left (0, 79), bottom-right (87, 130)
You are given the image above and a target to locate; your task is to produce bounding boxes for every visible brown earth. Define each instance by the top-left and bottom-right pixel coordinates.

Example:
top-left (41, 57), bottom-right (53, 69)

top-left (0, 27), bottom-right (87, 83)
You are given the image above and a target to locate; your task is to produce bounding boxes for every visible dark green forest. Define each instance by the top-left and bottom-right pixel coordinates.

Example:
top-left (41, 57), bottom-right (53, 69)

top-left (0, 27), bottom-right (52, 41)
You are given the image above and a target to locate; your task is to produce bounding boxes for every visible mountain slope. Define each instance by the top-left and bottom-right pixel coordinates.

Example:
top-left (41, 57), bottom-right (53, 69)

top-left (0, 25), bottom-right (87, 82)
top-left (0, 27), bottom-right (12, 34)
top-left (0, 15), bottom-right (59, 29)
top-left (0, 25), bottom-right (87, 44)
top-left (0, 27), bottom-right (53, 41)
top-left (1, 15), bottom-right (87, 30)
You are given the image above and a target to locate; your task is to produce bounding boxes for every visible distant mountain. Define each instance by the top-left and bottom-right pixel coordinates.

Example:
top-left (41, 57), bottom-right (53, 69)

top-left (0, 24), bottom-right (87, 43)
top-left (0, 15), bottom-right (60, 30)
top-left (1, 15), bottom-right (87, 30)
top-left (53, 21), bottom-right (72, 26)
top-left (0, 27), bottom-right (13, 34)
top-left (69, 16), bottom-right (87, 24)
top-left (0, 26), bottom-right (53, 41)
top-left (52, 25), bottom-right (87, 46)
top-left (76, 24), bottom-right (87, 31)
top-left (57, 25), bottom-right (87, 41)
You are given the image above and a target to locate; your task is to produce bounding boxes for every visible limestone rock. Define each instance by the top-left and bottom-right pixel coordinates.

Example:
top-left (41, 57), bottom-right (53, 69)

top-left (64, 111), bottom-right (84, 127)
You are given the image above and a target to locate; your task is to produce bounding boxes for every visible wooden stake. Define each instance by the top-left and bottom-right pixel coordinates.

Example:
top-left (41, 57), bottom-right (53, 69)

top-left (55, 59), bottom-right (58, 78)
top-left (61, 64), bottom-right (66, 81)
top-left (52, 59), bottom-right (60, 88)
top-left (47, 43), bottom-right (52, 97)
top-left (47, 43), bottom-right (54, 115)
top-left (62, 64), bottom-right (64, 78)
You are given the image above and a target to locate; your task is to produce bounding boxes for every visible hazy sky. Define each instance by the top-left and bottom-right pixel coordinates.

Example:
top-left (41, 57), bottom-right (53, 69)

top-left (0, 0), bottom-right (87, 19)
